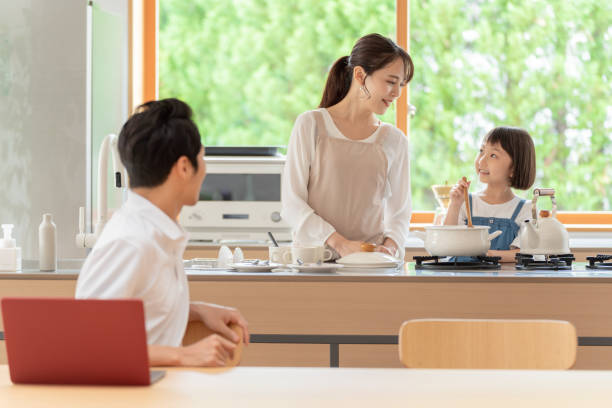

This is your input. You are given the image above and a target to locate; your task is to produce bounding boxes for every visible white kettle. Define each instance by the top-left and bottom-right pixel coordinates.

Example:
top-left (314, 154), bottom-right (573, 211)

top-left (519, 188), bottom-right (570, 255)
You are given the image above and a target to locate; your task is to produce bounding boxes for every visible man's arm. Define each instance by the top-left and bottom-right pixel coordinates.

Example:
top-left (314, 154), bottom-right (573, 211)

top-left (148, 335), bottom-right (237, 367)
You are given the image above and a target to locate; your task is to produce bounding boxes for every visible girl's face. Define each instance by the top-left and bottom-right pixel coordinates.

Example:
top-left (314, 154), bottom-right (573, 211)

top-left (475, 142), bottom-right (514, 186)
top-left (360, 58), bottom-right (406, 115)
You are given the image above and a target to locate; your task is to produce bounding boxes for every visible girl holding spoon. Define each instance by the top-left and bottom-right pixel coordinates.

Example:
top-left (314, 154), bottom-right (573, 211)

top-left (444, 127), bottom-right (536, 262)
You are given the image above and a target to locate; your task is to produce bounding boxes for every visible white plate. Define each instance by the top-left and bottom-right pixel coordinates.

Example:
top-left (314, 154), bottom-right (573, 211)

top-left (336, 252), bottom-right (402, 267)
top-left (229, 262), bottom-right (281, 272)
top-left (335, 261), bottom-right (403, 269)
top-left (289, 263), bottom-right (344, 273)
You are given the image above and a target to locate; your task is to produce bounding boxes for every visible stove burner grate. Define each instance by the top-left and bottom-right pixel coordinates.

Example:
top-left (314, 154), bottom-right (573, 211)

top-left (414, 255), bottom-right (501, 270)
top-left (515, 253), bottom-right (575, 270)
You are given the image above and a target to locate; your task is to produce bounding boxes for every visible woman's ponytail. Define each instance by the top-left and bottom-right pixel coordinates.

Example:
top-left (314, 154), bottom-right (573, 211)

top-left (318, 56), bottom-right (352, 108)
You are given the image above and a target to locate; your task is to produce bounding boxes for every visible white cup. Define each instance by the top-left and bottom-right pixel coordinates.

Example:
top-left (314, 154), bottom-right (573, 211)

top-left (269, 246), bottom-right (291, 265)
top-left (283, 246), bottom-right (333, 264)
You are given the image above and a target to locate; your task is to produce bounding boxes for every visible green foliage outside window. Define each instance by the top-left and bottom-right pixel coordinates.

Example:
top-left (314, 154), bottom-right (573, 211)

top-left (160, 0), bottom-right (612, 211)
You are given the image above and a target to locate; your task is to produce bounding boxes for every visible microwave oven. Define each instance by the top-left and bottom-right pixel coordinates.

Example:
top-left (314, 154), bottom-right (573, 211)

top-left (179, 156), bottom-right (291, 242)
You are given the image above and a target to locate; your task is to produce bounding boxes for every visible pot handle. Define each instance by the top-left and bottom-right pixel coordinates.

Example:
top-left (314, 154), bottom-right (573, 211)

top-left (412, 231), bottom-right (426, 241)
top-left (487, 230), bottom-right (503, 241)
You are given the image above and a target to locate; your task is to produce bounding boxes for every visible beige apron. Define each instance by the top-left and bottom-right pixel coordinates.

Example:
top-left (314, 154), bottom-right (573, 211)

top-left (307, 110), bottom-right (388, 259)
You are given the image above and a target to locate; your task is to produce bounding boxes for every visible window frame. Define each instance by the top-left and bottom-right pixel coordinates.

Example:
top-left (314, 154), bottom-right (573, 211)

top-left (131, 0), bottom-right (612, 231)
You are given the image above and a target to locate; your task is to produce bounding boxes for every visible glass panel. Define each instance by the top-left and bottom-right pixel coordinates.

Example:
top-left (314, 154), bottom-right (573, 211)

top-left (410, 0), bottom-right (612, 211)
top-left (159, 0), bottom-right (396, 147)
top-left (200, 174), bottom-right (281, 201)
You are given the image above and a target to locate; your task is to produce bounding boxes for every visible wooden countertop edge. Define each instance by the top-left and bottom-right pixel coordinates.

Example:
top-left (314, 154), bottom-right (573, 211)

top-left (2, 272), bottom-right (612, 283)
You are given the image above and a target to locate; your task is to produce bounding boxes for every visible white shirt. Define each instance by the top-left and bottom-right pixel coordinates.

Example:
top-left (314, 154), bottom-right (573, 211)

top-left (458, 193), bottom-right (532, 248)
top-left (76, 191), bottom-right (190, 347)
top-left (281, 109), bottom-right (412, 250)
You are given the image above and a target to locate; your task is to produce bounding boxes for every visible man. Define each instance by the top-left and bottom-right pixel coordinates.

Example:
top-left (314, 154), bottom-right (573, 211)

top-left (76, 98), bottom-right (249, 366)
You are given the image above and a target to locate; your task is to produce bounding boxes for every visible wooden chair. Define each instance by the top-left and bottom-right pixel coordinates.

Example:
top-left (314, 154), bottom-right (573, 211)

top-left (399, 319), bottom-right (577, 369)
top-left (0, 340), bottom-right (6, 365)
top-left (182, 321), bottom-right (244, 367)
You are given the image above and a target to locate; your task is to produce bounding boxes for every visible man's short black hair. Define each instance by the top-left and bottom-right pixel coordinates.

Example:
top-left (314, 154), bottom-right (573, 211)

top-left (118, 98), bottom-right (202, 188)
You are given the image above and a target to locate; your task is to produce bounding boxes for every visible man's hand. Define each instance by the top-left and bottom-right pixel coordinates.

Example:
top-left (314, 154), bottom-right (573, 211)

top-left (179, 333), bottom-right (237, 367)
top-left (190, 302), bottom-right (250, 345)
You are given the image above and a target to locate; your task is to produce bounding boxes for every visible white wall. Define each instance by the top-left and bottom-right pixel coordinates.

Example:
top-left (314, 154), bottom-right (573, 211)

top-left (0, 1), bottom-right (88, 260)
top-left (0, 0), bottom-right (129, 261)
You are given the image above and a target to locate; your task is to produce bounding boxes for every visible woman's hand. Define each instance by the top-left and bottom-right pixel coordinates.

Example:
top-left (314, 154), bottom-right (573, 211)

top-left (326, 232), bottom-right (363, 257)
top-left (448, 177), bottom-right (470, 209)
top-left (190, 302), bottom-right (250, 345)
top-left (376, 237), bottom-right (399, 258)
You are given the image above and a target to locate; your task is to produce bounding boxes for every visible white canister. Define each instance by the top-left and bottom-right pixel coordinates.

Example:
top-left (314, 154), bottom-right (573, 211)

top-left (39, 213), bottom-right (57, 271)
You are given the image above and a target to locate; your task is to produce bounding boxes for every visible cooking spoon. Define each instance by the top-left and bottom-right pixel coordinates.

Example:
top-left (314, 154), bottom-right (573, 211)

top-left (462, 176), bottom-right (473, 227)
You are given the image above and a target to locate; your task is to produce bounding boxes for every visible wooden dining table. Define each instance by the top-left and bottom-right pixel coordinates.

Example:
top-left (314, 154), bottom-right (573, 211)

top-left (1, 364), bottom-right (611, 407)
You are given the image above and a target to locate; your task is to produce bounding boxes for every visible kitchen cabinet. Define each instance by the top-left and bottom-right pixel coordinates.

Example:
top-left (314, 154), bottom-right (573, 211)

top-left (3, 264), bottom-right (612, 369)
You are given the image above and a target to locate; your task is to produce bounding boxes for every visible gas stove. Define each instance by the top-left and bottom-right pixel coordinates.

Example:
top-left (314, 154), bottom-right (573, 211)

top-left (586, 255), bottom-right (612, 270)
top-left (414, 255), bottom-right (501, 270)
top-left (515, 253), bottom-right (575, 270)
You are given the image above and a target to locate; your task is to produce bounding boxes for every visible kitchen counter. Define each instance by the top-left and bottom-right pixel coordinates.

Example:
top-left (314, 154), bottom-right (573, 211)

top-left (3, 262), bottom-right (612, 283)
top-left (3, 261), bottom-right (612, 369)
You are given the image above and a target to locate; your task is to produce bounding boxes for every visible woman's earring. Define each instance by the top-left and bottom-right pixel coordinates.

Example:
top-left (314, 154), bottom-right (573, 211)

top-left (360, 85), bottom-right (371, 99)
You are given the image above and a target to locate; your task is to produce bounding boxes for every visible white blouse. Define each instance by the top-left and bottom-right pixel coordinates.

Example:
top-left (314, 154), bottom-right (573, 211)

top-left (281, 108), bottom-right (412, 250)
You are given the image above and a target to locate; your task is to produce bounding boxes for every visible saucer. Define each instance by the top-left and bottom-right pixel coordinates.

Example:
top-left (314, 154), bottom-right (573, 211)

top-left (288, 263), bottom-right (343, 273)
top-left (228, 262), bottom-right (281, 272)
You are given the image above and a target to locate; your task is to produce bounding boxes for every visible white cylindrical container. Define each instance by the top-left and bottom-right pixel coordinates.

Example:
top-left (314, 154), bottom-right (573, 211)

top-left (39, 213), bottom-right (57, 271)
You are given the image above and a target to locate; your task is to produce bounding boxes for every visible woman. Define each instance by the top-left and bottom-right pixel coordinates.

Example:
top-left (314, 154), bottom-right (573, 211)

top-left (281, 33), bottom-right (414, 259)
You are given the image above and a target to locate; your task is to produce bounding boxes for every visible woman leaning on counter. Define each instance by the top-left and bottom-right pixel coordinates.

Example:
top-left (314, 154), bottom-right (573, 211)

top-left (281, 33), bottom-right (414, 259)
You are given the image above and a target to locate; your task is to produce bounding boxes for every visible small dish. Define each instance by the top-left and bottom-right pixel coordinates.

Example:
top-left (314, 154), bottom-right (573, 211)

top-left (229, 262), bottom-right (281, 273)
top-left (288, 263), bottom-right (343, 273)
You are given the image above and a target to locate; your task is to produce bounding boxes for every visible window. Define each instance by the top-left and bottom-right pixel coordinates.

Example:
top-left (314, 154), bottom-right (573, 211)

top-left (158, 0), bottom-right (397, 147)
top-left (408, 0), bottom-right (611, 211)
top-left (140, 0), bottom-right (612, 220)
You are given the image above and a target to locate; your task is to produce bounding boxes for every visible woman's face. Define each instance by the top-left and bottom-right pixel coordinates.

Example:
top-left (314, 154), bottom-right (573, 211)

top-left (361, 58), bottom-right (406, 115)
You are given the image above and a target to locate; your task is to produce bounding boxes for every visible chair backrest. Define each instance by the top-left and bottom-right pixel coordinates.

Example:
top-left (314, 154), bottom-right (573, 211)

top-left (0, 340), bottom-right (6, 365)
top-left (399, 319), bottom-right (577, 369)
top-left (182, 321), bottom-right (244, 367)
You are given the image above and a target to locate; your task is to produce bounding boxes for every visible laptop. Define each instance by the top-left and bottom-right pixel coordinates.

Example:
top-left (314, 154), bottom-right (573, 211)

top-left (1, 297), bottom-right (165, 385)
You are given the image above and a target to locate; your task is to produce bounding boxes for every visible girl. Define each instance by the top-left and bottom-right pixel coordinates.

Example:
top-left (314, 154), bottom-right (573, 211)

top-left (444, 126), bottom-right (536, 262)
top-left (281, 34), bottom-right (414, 259)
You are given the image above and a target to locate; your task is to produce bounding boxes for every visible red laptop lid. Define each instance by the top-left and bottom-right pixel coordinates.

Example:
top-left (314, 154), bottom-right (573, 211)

top-left (1, 297), bottom-right (152, 385)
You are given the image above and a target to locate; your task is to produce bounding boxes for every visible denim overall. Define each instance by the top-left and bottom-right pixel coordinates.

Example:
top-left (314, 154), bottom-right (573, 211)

top-left (451, 194), bottom-right (526, 262)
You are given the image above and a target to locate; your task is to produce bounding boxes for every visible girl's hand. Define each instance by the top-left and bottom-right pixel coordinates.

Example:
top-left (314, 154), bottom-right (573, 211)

top-left (448, 178), bottom-right (471, 208)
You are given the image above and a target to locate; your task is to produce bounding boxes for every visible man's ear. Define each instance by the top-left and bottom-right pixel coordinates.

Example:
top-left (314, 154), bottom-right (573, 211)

top-left (173, 155), bottom-right (194, 180)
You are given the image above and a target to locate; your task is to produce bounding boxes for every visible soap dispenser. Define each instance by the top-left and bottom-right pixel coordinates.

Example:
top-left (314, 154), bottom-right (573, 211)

top-left (0, 224), bottom-right (22, 271)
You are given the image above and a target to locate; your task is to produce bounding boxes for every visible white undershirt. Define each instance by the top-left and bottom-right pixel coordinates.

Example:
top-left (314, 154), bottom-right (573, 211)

top-left (75, 191), bottom-right (190, 347)
top-left (458, 193), bottom-right (532, 248)
top-left (281, 109), bottom-right (412, 251)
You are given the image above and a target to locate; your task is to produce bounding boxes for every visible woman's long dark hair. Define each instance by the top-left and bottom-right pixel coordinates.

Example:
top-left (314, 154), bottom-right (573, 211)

top-left (318, 33), bottom-right (414, 108)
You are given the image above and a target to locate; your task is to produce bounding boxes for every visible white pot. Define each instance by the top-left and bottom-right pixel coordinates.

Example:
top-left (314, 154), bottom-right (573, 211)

top-left (413, 226), bottom-right (503, 257)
